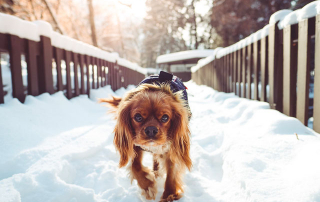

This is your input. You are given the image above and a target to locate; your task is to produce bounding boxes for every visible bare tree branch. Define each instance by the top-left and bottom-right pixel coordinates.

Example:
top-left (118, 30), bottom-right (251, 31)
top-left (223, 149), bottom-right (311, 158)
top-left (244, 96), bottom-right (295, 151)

top-left (28, 0), bottom-right (38, 20)
top-left (87, 0), bottom-right (98, 47)
top-left (42, 0), bottom-right (65, 34)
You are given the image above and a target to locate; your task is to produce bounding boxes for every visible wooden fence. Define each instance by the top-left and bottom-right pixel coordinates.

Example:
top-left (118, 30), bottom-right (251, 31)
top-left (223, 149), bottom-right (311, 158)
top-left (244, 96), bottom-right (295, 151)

top-left (0, 20), bottom-right (145, 104)
top-left (192, 15), bottom-right (319, 133)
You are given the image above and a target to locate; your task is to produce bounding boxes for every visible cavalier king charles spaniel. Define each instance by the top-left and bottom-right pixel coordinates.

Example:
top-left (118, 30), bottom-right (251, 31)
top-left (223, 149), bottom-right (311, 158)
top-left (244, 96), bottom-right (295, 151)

top-left (101, 79), bottom-right (192, 202)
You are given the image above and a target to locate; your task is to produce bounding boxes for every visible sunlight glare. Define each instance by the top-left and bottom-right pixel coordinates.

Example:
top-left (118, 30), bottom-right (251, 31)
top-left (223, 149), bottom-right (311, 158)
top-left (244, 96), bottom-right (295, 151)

top-left (118, 0), bottom-right (146, 18)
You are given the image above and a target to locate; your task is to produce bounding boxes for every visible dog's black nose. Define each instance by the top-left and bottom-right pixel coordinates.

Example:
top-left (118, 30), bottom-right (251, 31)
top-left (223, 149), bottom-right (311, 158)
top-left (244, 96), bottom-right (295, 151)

top-left (145, 126), bottom-right (158, 137)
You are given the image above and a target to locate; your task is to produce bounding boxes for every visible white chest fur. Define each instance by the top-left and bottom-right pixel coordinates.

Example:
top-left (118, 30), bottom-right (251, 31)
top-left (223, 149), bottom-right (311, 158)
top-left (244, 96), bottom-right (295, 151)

top-left (135, 142), bottom-right (171, 154)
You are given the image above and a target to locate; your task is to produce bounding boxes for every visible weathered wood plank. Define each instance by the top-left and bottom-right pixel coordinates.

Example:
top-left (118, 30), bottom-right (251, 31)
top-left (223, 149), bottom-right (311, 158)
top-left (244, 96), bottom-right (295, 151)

top-left (92, 57), bottom-right (96, 89)
top-left (242, 47), bottom-right (247, 98)
top-left (9, 35), bottom-right (24, 102)
top-left (26, 40), bottom-right (39, 96)
top-left (260, 37), bottom-right (268, 102)
top-left (296, 18), bottom-right (312, 125)
top-left (283, 24), bottom-right (298, 117)
top-left (85, 55), bottom-right (91, 96)
top-left (72, 52), bottom-right (80, 96)
top-left (79, 54), bottom-right (86, 94)
top-left (268, 23), bottom-right (283, 112)
top-left (54, 47), bottom-right (63, 91)
top-left (238, 49), bottom-right (242, 97)
top-left (253, 40), bottom-right (260, 100)
top-left (65, 50), bottom-right (72, 99)
top-left (0, 55), bottom-right (4, 104)
top-left (314, 15), bottom-right (320, 132)
top-left (247, 44), bottom-right (253, 99)
top-left (234, 51), bottom-right (238, 94)
top-left (38, 36), bottom-right (54, 94)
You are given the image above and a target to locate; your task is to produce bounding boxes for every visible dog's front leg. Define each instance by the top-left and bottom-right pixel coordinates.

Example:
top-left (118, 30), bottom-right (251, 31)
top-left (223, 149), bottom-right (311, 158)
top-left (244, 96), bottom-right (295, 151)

top-left (161, 158), bottom-right (184, 202)
top-left (131, 146), bottom-right (157, 200)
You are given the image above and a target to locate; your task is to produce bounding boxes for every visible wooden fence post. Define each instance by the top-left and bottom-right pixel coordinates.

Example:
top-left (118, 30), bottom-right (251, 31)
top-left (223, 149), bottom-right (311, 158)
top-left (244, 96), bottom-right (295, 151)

top-left (237, 49), bottom-right (242, 97)
top-left (247, 43), bottom-right (253, 99)
top-left (242, 46), bottom-right (247, 97)
top-left (97, 58), bottom-right (101, 88)
top-left (230, 52), bottom-right (234, 92)
top-left (54, 48), bottom-right (63, 91)
top-left (260, 37), bottom-right (268, 102)
top-left (9, 35), bottom-right (25, 102)
top-left (111, 62), bottom-right (116, 91)
top-left (79, 54), bottom-right (85, 94)
top-left (226, 54), bottom-right (230, 92)
top-left (269, 23), bottom-right (283, 111)
top-left (65, 50), bottom-right (72, 99)
top-left (38, 36), bottom-right (54, 95)
top-left (233, 50), bottom-right (237, 94)
top-left (296, 17), bottom-right (315, 125)
top-left (92, 57), bottom-right (96, 89)
top-left (314, 15), bottom-right (320, 133)
top-left (26, 40), bottom-right (39, 96)
top-left (0, 58), bottom-right (4, 104)
top-left (283, 24), bottom-right (298, 117)
top-left (85, 55), bottom-right (91, 96)
top-left (73, 52), bottom-right (80, 96)
top-left (253, 40), bottom-right (260, 100)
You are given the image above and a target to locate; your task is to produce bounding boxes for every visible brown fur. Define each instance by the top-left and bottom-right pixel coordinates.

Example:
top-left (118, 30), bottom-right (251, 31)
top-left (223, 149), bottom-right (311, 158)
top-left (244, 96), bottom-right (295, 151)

top-left (102, 83), bottom-right (192, 201)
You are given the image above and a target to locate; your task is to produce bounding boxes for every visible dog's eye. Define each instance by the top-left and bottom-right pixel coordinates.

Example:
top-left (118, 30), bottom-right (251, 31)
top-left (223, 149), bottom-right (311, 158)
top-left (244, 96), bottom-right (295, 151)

top-left (134, 113), bottom-right (143, 122)
top-left (161, 115), bottom-right (169, 123)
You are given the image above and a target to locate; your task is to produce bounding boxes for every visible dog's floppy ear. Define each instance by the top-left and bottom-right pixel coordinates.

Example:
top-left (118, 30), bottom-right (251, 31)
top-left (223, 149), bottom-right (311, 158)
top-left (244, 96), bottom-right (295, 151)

top-left (113, 100), bottom-right (135, 167)
top-left (99, 96), bottom-right (122, 108)
top-left (169, 102), bottom-right (192, 171)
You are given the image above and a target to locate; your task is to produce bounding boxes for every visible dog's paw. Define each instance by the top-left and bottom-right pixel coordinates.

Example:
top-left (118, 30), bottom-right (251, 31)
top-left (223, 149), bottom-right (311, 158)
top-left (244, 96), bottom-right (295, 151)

top-left (140, 172), bottom-right (157, 200)
top-left (160, 194), bottom-right (182, 202)
top-left (141, 183), bottom-right (157, 200)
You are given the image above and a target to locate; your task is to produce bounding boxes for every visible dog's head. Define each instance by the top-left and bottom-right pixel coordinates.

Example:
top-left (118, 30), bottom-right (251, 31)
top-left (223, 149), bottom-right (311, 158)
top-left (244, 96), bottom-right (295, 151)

top-left (101, 83), bottom-right (191, 169)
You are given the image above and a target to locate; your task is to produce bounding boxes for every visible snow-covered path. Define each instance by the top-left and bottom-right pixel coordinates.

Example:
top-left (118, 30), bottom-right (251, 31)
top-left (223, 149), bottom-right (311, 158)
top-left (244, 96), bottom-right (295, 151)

top-left (0, 82), bottom-right (320, 202)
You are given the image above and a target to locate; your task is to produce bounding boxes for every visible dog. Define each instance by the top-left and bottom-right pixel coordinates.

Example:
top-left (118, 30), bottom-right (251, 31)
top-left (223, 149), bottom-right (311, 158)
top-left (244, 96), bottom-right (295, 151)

top-left (101, 71), bottom-right (192, 202)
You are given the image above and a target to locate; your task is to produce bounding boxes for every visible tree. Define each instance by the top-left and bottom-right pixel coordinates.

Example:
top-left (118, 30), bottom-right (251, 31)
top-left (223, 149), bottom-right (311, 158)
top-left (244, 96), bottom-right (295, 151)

top-left (210, 0), bottom-right (292, 47)
top-left (141, 0), bottom-right (188, 68)
top-left (291, 0), bottom-right (315, 9)
top-left (87, 0), bottom-right (98, 47)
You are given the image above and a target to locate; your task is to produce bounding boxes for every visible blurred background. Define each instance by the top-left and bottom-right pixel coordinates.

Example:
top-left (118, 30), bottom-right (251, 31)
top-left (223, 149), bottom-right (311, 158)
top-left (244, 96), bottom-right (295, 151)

top-left (0, 0), bottom-right (314, 68)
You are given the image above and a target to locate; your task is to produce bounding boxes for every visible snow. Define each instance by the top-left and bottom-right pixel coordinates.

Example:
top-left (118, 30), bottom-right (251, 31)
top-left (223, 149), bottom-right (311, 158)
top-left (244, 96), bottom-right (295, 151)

top-left (1, 81), bottom-right (320, 202)
top-left (298, 1), bottom-right (320, 21)
top-left (191, 48), bottom-right (222, 72)
top-left (269, 9), bottom-right (292, 24)
top-left (156, 50), bottom-right (216, 64)
top-left (278, 9), bottom-right (302, 29)
top-left (33, 20), bottom-right (53, 39)
top-left (245, 34), bottom-right (253, 46)
top-left (252, 29), bottom-right (262, 43)
top-left (0, 13), bottom-right (40, 42)
top-left (260, 24), bottom-right (270, 39)
top-left (279, 1), bottom-right (320, 29)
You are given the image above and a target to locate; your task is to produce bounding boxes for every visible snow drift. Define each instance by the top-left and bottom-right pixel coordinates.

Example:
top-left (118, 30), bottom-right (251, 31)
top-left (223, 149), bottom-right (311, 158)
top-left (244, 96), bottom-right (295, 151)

top-left (0, 82), bottom-right (320, 202)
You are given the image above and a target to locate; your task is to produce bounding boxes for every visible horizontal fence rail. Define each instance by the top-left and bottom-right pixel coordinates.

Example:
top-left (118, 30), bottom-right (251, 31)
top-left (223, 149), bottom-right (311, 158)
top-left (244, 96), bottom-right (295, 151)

top-left (0, 14), bottom-right (146, 104)
top-left (192, 6), bottom-right (320, 133)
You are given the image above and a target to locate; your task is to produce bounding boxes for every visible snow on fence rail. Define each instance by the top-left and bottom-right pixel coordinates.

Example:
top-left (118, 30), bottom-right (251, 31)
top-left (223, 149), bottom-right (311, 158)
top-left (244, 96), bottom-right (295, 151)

top-left (0, 13), bottom-right (146, 104)
top-left (191, 1), bottom-right (320, 133)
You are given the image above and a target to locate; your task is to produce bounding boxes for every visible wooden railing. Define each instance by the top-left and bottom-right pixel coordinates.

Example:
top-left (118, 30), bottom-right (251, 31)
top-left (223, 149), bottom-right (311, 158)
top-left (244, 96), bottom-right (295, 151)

top-left (192, 5), bottom-right (320, 133)
top-left (0, 14), bottom-right (146, 104)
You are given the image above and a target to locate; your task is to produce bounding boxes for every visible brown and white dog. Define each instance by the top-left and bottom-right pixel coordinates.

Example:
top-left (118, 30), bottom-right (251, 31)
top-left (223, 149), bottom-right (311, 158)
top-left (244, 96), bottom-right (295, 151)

top-left (101, 83), bottom-right (191, 202)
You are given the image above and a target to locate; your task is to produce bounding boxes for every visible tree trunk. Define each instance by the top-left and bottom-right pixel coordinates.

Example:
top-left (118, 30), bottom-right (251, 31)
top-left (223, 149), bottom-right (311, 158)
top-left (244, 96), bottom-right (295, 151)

top-left (87, 0), bottom-right (98, 47)
top-left (42, 0), bottom-right (65, 35)
top-left (191, 0), bottom-right (198, 49)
